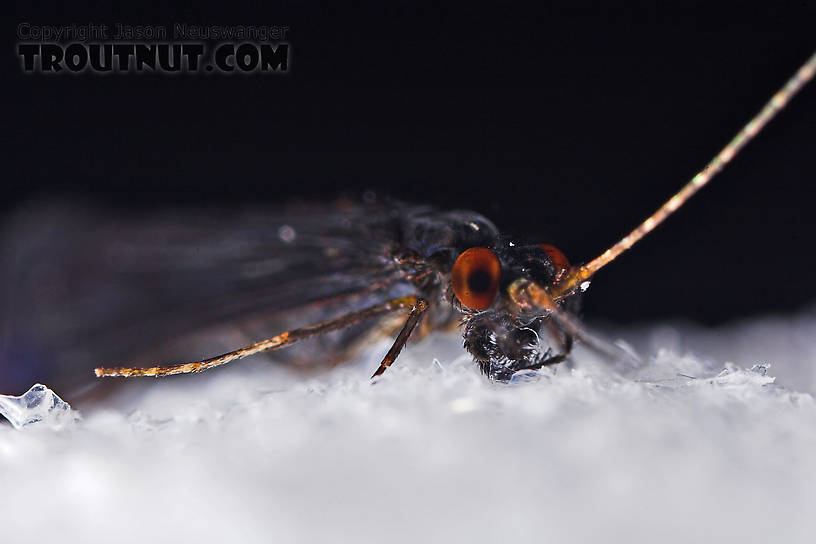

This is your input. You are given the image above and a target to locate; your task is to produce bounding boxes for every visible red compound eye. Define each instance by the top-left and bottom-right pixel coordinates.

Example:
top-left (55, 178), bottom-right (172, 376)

top-left (539, 244), bottom-right (570, 278)
top-left (451, 247), bottom-right (501, 310)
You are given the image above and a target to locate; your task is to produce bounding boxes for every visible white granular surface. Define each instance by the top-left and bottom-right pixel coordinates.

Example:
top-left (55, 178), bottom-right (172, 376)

top-left (2, 312), bottom-right (816, 544)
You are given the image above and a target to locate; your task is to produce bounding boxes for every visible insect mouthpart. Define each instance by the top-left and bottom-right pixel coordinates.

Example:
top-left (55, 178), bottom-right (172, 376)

top-left (462, 309), bottom-right (570, 381)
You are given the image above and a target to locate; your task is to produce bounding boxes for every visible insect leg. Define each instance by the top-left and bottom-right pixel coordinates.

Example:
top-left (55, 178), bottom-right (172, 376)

top-left (370, 297), bottom-right (429, 378)
top-left (94, 296), bottom-right (424, 378)
top-left (508, 278), bottom-right (640, 367)
top-left (517, 334), bottom-right (574, 372)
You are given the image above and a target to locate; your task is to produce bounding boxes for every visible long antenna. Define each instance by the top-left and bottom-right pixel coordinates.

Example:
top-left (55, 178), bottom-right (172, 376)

top-left (549, 50), bottom-right (816, 301)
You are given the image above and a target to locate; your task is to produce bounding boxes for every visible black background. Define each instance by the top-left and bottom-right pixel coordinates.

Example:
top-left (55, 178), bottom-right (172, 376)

top-left (4, 2), bottom-right (816, 326)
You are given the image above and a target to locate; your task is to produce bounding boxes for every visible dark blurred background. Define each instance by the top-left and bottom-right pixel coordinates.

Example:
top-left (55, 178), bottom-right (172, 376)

top-left (4, 1), bottom-right (816, 326)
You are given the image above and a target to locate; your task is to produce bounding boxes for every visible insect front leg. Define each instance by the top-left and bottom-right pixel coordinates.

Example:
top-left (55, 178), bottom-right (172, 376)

top-left (370, 297), bottom-right (429, 378)
top-left (517, 334), bottom-right (574, 372)
top-left (94, 296), bottom-right (427, 378)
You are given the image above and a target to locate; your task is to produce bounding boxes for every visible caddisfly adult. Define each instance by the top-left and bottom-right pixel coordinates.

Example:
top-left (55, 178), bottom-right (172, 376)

top-left (2, 51), bottom-right (814, 397)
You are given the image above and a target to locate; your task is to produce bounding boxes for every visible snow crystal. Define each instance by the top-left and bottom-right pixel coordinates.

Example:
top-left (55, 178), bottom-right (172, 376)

top-left (0, 383), bottom-right (75, 429)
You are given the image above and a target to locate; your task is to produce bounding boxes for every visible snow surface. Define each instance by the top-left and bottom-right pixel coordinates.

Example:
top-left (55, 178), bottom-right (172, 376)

top-left (2, 312), bottom-right (816, 543)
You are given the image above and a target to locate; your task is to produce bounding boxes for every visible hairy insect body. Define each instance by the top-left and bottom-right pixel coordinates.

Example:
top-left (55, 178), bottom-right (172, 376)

top-left (392, 207), bottom-right (578, 380)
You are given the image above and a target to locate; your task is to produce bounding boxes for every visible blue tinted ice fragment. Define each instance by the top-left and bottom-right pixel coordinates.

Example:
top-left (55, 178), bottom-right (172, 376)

top-left (0, 384), bottom-right (73, 429)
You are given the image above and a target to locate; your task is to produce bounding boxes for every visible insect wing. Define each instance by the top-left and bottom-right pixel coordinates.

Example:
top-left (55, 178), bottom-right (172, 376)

top-left (0, 201), bottom-right (408, 395)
